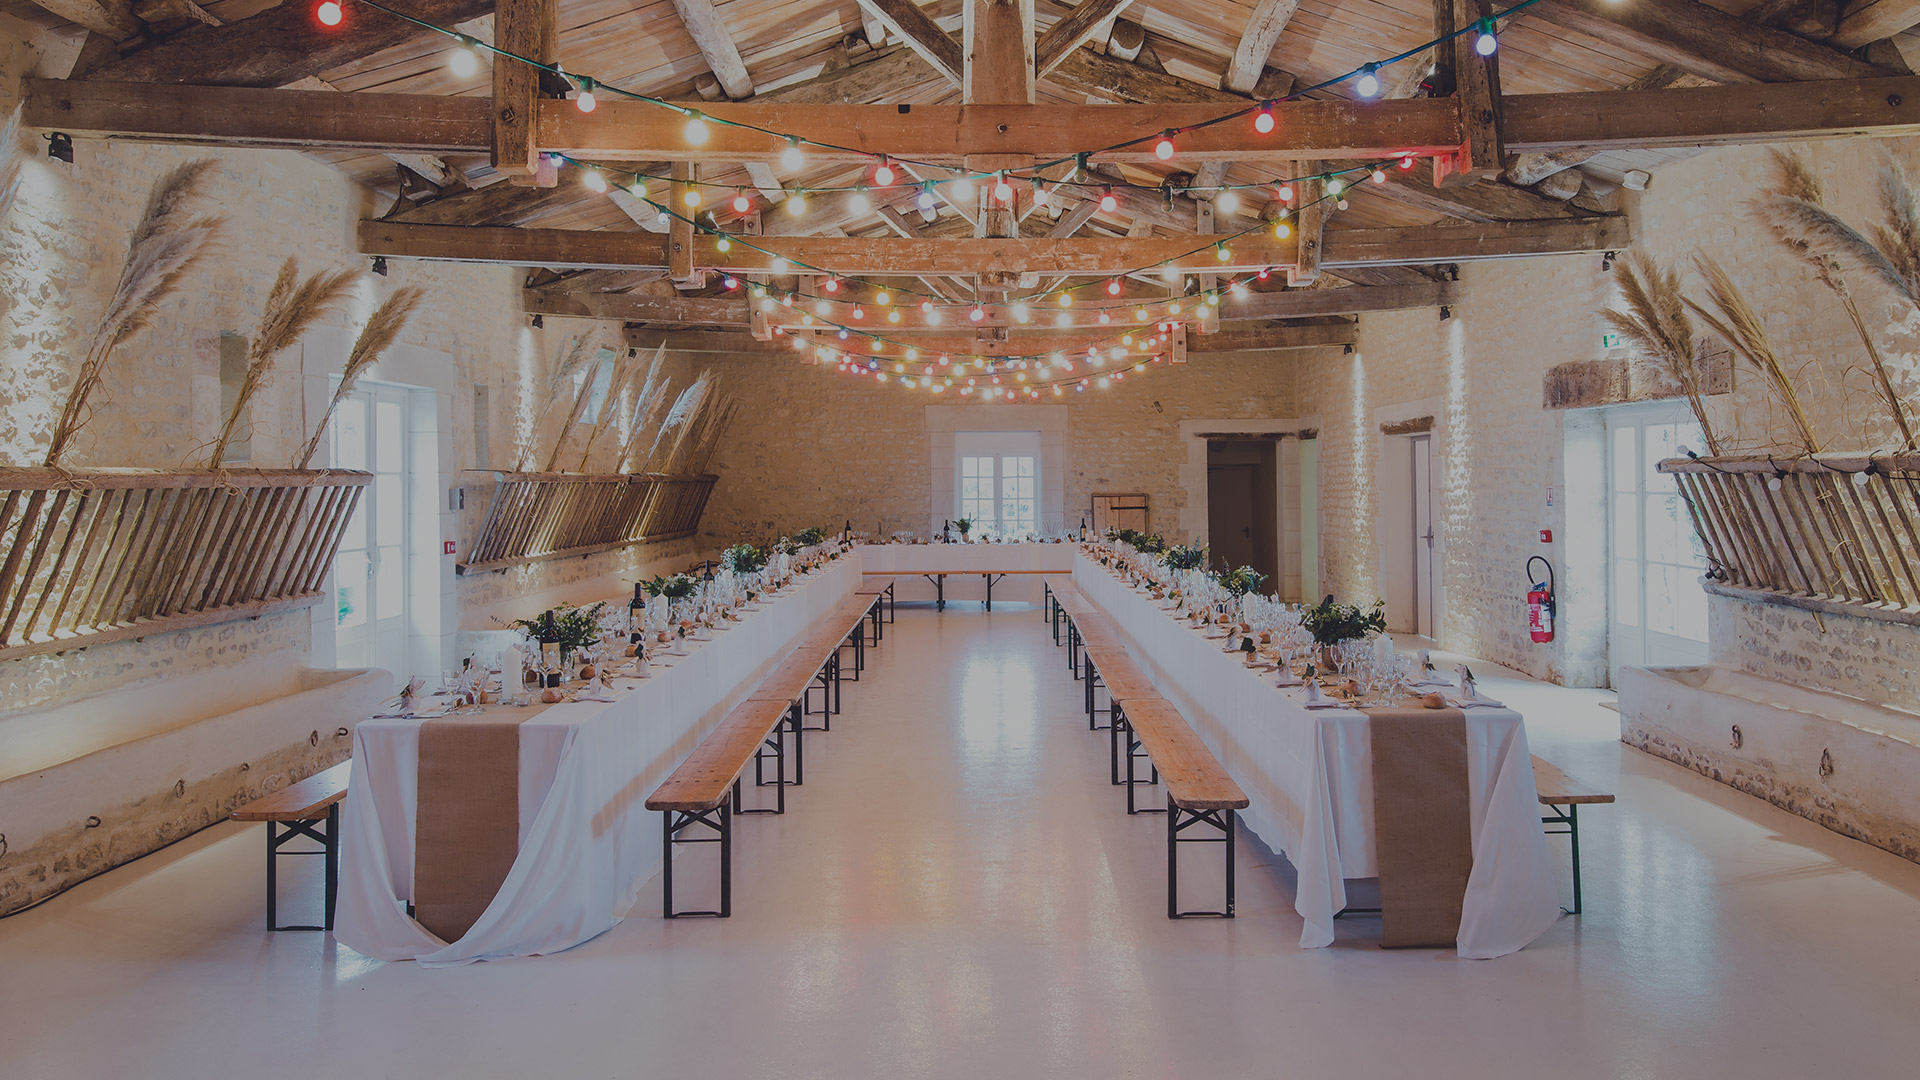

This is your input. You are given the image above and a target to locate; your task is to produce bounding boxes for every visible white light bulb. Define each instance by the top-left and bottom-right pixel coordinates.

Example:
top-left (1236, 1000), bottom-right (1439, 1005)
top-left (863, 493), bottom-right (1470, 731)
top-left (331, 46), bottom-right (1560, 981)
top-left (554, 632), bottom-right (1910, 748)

top-left (1356, 66), bottom-right (1380, 98)
top-left (449, 47), bottom-right (479, 78)
top-left (684, 112), bottom-right (708, 144)
top-left (1217, 189), bottom-right (1241, 215)
top-left (849, 189), bottom-right (871, 214)
top-left (781, 140), bottom-right (804, 171)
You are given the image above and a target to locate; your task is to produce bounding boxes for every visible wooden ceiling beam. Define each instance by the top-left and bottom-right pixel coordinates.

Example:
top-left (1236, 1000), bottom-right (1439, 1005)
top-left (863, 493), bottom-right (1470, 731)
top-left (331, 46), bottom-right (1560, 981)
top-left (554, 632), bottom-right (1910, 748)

top-left (616, 323), bottom-right (1348, 355)
top-left (492, 0), bottom-right (553, 179)
top-left (1320, 217), bottom-right (1630, 268)
top-left (1531, 0), bottom-right (1892, 84)
top-left (1359, 157), bottom-right (1588, 221)
top-left (1202, 321), bottom-right (1354, 352)
top-left (1034, 0), bottom-right (1135, 78)
top-left (854, 0), bottom-right (963, 86)
top-left (1834, 1), bottom-right (1920, 48)
top-left (669, 0), bottom-right (755, 100)
top-left (81, 0), bottom-right (495, 87)
top-left (1222, 0), bottom-right (1301, 95)
top-left (361, 220), bottom-right (1301, 274)
top-left (31, 76), bottom-right (1920, 162)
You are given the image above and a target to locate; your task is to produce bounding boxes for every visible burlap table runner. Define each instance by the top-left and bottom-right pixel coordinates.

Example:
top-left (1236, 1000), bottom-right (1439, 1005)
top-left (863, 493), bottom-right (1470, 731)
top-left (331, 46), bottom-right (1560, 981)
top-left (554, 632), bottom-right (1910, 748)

top-left (1365, 702), bottom-right (1472, 948)
top-left (414, 709), bottom-right (540, 943)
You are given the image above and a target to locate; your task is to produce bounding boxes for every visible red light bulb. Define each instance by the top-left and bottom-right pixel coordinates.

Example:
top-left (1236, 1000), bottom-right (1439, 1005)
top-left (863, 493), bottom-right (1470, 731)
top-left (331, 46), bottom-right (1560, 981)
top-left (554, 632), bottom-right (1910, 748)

top-left (1253, 105), bottom-right (1275, 134)
top-left (824, 278), bottom-right (840, 293)
top-left (1276, 184), bottom-right (1295, 202)
top-left (875, 159), bottom-right (897, 187)
top-left (731, 191), bottom-right (751, 213)
top-left (316, 0), bottom-right (343, 25)
top-left (1154, 132), bottom-right (1175, 160)
top-left (1106, 278), bottom-right (1122, 296)
top-left (1099, 189), bottom-right (1118, 213)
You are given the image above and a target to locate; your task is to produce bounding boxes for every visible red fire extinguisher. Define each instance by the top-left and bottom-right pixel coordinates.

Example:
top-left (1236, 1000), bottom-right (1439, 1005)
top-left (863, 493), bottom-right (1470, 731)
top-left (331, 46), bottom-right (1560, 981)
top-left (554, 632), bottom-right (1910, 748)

top-left (1526, 555), bottom-right (1556, 643)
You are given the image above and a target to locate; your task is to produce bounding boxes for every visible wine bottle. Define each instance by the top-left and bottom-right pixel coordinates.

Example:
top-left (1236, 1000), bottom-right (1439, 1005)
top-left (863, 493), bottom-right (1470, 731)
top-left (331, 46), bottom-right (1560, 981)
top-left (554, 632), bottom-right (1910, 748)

top-left (538, 610), bottom-right (562, 688)
top-left (629, 582), bottom-right (645, 644)
top-left (1079, 517), bottom-right (1087, 541)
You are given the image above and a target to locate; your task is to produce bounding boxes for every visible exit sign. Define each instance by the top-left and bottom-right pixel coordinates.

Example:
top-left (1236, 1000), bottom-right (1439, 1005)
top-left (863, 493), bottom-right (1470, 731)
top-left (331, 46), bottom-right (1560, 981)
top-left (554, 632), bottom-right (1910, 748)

top-left (1602, 333), bottom-right (1620, 348)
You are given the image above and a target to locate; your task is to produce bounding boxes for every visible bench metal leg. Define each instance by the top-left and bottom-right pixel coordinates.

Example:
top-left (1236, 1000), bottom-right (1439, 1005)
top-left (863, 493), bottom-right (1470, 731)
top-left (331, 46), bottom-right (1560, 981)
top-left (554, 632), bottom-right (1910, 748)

top-left (924, 573), bottom-right (946, 611)
top-left (1121, 710), bottom-right (1164, 811)
top-left (740, 729), bottom-right (788, 812)
top-left (803, 667), bottom-right (832, 732)
top-left (662, 803), bottom-right (731, 918)
top-left (885, 583), bottom-right (895, 623)
top-left (264, 809), bottom-right (337, 932)
top-left (1543, 802), bottom-right (1584, 914)
top-left (1068, 623), bottom-right (1081, 678)
top-left (984, 573), bottom-right (1005, 610)
top-left (1168, 798), bottom-right (1236, 919)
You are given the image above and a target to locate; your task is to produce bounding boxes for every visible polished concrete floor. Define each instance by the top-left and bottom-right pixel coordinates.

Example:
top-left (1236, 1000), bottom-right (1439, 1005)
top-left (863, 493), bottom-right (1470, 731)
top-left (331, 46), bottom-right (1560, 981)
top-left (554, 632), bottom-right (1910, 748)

top-left (4, 605), bottom-right (1919, 1079)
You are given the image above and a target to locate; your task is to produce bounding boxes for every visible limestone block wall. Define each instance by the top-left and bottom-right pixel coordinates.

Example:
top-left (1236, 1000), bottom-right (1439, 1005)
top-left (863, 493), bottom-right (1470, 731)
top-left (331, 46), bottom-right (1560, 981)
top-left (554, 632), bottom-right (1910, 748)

top-left (696, 349), bottom-right (1308, 543)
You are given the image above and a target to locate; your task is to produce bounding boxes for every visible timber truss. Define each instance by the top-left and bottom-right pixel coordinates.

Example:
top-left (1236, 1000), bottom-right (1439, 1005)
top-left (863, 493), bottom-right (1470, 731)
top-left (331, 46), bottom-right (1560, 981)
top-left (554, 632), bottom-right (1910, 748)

top-left (17, 0), bottom-right (1920, 358)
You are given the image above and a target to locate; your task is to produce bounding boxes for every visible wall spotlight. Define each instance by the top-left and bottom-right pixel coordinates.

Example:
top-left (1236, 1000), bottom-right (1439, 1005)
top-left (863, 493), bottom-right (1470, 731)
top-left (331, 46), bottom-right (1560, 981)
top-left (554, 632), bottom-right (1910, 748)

top-left (1439, 305), bottom-right (1452, 321)
top-left (370, 256), bottom-right (388, 276)
top-left (530, 314), bottom-right (544, 328)
top-left (47, 131), bottom-right (73, 163)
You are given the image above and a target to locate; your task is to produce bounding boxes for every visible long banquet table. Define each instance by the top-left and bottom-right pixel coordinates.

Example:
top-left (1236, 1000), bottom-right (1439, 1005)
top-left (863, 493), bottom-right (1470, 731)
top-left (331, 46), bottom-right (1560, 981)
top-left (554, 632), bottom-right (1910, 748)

top-left (334, 558), bottom-right (861, 966)
top-left (856, 541), bottom-right (1075, 604)
top-left (1072, 552), bottom-right (1559, 957)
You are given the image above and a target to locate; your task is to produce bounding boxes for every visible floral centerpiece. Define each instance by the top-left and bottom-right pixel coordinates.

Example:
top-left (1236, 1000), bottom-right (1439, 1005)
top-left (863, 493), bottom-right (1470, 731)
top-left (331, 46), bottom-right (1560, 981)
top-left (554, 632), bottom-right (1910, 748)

top-left (1162, 542), bottom-right (1207, 572)
top-left (955, 518), bottom-right (973, 541)
top-left (1214, 566), bottom-right (1268, 598)
top-left (722, 543), bottom-right (768, 574)
top-left (643, 573), bottom-right (697, 601)
top-left (1302, 596), bottom-right (1387, 667)
top-left (793, 526), bottom-right (826, 547)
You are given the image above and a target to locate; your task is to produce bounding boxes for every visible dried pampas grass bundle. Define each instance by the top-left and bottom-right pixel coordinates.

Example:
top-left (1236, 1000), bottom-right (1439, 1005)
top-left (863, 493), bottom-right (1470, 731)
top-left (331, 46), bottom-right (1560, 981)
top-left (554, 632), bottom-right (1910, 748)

top-left (1750, 147), bottom-right (1916, 449)
top-left (206, 257), bottom-right (360, 466)
top-left (1599, 251), bottom-right (1721, 453)
top-left (46, 159), bottom-right (224, 467)
top-left (1685, 254), bottom-right (1822, 455)
top-left (617, 346), bottom-right (670, 471)
top-left (295, 287), bottom-right (425, 468)
top-left (515, 327), bottom-right (607, 471)
top-left (641, 369), bottom-right (714, 473)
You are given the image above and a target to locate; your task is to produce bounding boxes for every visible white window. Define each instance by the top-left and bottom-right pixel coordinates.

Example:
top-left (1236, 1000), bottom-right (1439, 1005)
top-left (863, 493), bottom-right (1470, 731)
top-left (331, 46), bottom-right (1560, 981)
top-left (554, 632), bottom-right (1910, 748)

top-left (330, 384), bottom-right (413, 673)
top-left (1607, 403), bottom-right (1710, 680)
top-left (954, 431), bottom-right (1041, 539)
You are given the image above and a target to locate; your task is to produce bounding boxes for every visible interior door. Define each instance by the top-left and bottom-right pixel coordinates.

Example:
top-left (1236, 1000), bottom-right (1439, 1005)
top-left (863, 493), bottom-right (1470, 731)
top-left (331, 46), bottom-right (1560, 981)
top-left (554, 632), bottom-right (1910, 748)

top-left (330, 384), bottom-right (411, 675)
top-left (1411, 435), bottom-right (1436, 638)
top-left (1208, 464), bottom-right (1258, 571)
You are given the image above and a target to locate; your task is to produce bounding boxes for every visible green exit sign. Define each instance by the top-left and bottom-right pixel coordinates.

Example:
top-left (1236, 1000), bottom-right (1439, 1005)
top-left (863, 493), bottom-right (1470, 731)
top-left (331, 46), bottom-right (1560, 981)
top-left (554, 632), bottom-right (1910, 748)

top-left (1602, 333), bottom-right (1621, 348)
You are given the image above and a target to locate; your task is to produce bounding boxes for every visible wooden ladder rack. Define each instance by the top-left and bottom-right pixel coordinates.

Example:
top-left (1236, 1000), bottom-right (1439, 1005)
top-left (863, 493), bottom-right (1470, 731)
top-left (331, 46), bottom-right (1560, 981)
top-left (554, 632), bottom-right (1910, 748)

top-left (460, 471), bottom-right (717, 574)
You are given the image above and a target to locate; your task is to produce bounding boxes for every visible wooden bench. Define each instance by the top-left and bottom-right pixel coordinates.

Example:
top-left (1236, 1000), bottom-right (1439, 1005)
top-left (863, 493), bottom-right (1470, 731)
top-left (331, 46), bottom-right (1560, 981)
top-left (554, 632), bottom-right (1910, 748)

top-left (644, 589), bottom-right (883, 918)
top-left (855, 575), bottom-right (895, 636)
top-left (1116, 698), bottom-right (1251, 918)
top-left (1044, 575), bottom-right (1090, 647)
top-left (231, 760), bottom-right (351, 932)
top-left (1533, 755), bottom-right (1615, 915)
top-left (646, 697), bottom-right (798, 918)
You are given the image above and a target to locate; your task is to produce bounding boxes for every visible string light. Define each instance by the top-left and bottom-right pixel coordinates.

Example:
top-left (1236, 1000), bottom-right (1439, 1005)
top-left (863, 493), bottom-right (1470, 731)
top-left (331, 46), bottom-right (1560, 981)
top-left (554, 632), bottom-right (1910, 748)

top-left (1254, 103), bottom-right (1275, 134)
top-left (849, 187), bottom-right (871, 214)
top-left (1275, 183), bottom-right (1295, 202)
top-left (1475, 18), bottom-right (1498, 56)
top-left (582, 168), bottom-right (607, 193)
top-left (916, 184), bottom-right (936, 211)
top-left (716, 236), bottom-right (731, 252)
top-left (731, 189), bottom-right (751, 213)
top-left (1215, 243), bottom-right (1231, 262)
top-left (786, 192), bottom-right (806, 216)
top-left (1355, 64), bottom-right (1380, 98)
top-left (683, 186), bottom-right (701, 208)
top-left (629, 178), bottom-right (646, 199)
top-left (575, 78), bottom-right (598, 113)
top-left (781, 137), bottom-right (804, 171)
top-left (315, 0), bottom-right (342, 26)
top-left (448, 38), bottom-right (479, 77)
top-left (1218, 189), bottom-right (1241, 215)
top-left (1107, 278), bottom-right (1123, 296)
top-left (874, 156), bottom-right (897, 186)
top-left (684, 110), bottom-right (709, 144)
top-left (1154, 131), bottom-right (1176, 160)
top-left (875, 290), bottom-right (891, 306)
top-left (994, 173), bottom-right (1014, 203)
top-left (1099, 189), bottom-right (1119, 213)
top-left (1371, 168), bottom-right (1387, 184)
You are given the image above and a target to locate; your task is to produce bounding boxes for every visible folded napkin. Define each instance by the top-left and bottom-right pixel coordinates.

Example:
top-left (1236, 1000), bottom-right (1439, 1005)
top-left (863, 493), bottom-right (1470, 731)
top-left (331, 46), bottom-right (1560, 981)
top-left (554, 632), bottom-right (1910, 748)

top-left (1445, 696), bottom-right (1505, 709)
top-left (575, 686), bottom-right (619, 702)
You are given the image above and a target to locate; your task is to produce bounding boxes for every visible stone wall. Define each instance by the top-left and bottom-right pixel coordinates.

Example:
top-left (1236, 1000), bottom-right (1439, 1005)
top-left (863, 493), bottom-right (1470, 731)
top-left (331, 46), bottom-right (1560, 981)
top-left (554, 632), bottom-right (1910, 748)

top-left (697, 349), bottom-right (1310, 543)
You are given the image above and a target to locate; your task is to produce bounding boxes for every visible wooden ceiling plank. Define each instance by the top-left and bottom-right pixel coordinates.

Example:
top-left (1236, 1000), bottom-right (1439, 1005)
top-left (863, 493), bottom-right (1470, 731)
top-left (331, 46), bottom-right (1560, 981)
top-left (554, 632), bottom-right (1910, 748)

top-left (1834, 1), bottom-right (1920, 48)
top-left (1034, 0), bottom-right (1134, 78)
top-left (1321, 217), bottom-right (1630, 268)
top-left (1362, 157), bottom-right (1584, 222)
top-left (1530, 0), bottom-right (1892, 84)
top-left (1222, 0), bottom-right (1301, 95)
top-left (83, 0), bottom-right (495, 87)
top-left (854, 0), bottom-right (963, 87)
top-left (668, 0), bottom-right (754, 100)
top-left (25, 0), bottom-right (142, 39)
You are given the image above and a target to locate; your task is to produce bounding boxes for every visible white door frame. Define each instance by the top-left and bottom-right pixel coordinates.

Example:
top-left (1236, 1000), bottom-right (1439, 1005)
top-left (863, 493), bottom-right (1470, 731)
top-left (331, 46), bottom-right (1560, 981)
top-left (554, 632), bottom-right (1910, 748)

top-left (1372, 397), bottom-right (1446, 644)
top-left (927, 405), bottom-right (1067, 537)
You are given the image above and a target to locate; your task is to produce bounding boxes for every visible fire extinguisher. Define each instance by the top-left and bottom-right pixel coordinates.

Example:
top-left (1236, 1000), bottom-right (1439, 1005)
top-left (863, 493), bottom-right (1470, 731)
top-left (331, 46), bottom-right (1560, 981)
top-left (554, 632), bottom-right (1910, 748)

top-left (1526, 555), bottom-right (1556, 643)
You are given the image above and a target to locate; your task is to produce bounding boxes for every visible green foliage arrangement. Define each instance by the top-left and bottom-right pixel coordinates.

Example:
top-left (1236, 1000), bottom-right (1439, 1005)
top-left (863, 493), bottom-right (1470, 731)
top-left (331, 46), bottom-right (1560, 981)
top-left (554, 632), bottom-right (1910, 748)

top-left (1162, 543), bottom-right (1207, 571)
top-left (643, 573), bottom-right (697, 600)
top-left (955, 518), bottom-right (973, 535)
top-left (1302, 596), bottom-right (1387, 646)
top-left (1215, 566), bottom-right (1269, 597)
top-left (794, 526), bottom-right (826, 546)
top-left (511, 602), bottom-right (607, 652)
top-left (723, 543), bottom-right (768, 574)
top-left (1138, 533), bottom-right (1168, 555)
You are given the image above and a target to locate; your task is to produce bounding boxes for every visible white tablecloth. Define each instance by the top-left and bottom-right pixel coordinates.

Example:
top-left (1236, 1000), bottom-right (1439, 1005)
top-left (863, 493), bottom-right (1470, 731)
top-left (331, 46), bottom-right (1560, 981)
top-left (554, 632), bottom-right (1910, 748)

top-left (856, 541), bottom-right (1075, 603)
top-left (1073, 554), bottom-right (1559, 958)
top-left (334, 559), bottom-right (861, 965)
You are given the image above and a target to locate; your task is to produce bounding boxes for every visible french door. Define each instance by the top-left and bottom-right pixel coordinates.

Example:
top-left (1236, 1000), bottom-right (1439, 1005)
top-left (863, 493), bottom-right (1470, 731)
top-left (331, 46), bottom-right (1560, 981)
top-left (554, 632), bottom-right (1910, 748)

top-left (955, 431), bottom-right (1041, 539)
top-left (1607, 404), bottom-right (1710, 682)
top-left (329, 384), bottom-right (412, 673)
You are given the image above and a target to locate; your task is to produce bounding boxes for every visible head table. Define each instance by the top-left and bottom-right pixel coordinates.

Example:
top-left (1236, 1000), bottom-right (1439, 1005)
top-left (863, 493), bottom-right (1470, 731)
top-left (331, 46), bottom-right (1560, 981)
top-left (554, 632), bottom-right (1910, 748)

top-left (855, 540), bottom-right (1075, 605)
top-left (1072, 552), bottom-right (1560, 957)
top-left (333, 558), bottom-right (861, 966)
